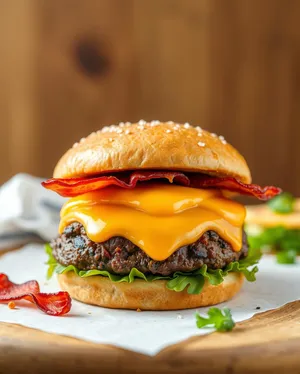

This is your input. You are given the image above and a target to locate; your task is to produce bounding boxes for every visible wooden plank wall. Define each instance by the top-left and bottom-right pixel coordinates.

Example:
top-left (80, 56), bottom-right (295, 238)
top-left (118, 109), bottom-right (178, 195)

top-left (0, 0), bottom-right (300, 194)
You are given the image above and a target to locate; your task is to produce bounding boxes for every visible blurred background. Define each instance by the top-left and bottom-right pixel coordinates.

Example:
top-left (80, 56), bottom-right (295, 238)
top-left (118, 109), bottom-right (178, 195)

top-left (0, 0), bottom-right (299, 194)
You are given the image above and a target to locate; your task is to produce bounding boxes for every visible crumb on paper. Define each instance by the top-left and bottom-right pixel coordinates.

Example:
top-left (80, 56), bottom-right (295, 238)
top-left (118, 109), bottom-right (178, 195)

top-left (177, 314), bottom-right (183, 319)
top-left (88, 312), bottom-right (92, 315)
top-left (256, 306), bottom-right (261, 310)
top-left (8, 301), bottom-right (16, 309)
top-left (136, 308), bottom-right (142, 312)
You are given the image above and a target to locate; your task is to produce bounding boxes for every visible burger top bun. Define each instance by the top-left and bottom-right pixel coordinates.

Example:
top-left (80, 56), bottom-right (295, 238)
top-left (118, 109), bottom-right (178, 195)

top-left (54, 121), bottom-right (251, 183)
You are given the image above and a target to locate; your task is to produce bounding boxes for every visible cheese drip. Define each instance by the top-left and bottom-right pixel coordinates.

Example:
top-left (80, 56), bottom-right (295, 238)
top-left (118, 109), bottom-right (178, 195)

top-left (59, 184), bottom-right (246, 261)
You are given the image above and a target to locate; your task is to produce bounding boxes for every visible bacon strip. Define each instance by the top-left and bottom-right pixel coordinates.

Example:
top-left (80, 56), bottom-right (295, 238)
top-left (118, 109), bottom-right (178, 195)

top-left (42, 170), bottom-right (281, 200)
top-left (0, 273), bottom-right (71, 316)
top-left (42, 171), bottom-right (190, 197)
top-left (188, 175), bottom-right (282, 201)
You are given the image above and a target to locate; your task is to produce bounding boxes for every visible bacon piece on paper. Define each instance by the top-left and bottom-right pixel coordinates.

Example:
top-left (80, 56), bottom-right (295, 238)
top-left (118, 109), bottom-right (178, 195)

top-left (42, 170), bottom-right (281, 201)
top-left (0, 273), bottom-right (71, 316)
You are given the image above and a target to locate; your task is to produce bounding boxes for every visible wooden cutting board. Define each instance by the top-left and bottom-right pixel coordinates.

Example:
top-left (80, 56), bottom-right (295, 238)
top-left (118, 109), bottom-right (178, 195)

top-left (1, 248), bottom-right (300, 373)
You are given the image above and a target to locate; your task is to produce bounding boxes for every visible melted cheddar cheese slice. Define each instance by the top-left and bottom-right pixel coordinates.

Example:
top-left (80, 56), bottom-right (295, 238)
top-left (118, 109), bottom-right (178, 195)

top-left (59, 184), bottom-right (246, 261)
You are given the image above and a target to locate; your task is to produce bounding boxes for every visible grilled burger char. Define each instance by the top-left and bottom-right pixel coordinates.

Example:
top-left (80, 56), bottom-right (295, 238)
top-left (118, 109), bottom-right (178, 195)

top-left (51, 222), bottom-right (249, 276)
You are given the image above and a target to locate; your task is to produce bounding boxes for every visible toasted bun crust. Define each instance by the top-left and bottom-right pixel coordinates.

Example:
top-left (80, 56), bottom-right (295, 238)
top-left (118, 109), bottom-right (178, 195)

top-left (246, 199), bottom-right (300, 229)
top-left (54, 121), bottom-right (251, 183)
top-left (58, 272), bottom-right (243, 310)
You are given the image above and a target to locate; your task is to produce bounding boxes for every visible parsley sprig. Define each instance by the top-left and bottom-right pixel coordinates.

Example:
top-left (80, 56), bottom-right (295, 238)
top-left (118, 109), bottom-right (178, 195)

top-left (195, 307), bottom-right (235, 332)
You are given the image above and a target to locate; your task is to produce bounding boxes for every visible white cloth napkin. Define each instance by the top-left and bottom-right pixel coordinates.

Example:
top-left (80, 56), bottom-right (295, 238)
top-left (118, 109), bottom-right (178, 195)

top-left (0, 174), bottom-right (64, 249)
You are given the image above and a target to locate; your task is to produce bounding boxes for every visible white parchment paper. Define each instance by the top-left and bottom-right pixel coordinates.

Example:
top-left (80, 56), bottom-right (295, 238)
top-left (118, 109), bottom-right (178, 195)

top-left (0, 244), bottom-right (299, 356)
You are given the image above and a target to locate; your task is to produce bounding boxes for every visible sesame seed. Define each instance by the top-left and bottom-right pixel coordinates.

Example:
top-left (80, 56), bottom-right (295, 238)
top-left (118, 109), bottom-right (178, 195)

top-left (195, 126), bottom-right (202, 131)
top-left (219, 135), bottom-right (225, 141)
top-left (125, 122), bottom-right (131, 126)
top-left (167, 121), bottom-right (174, 124)
top-left (108, 137), bottom-right (113, 142)
top-left (138, 119), bottom-right (146, 125)
top-left (125, 129), bottom-right (131, 135)
top-left (119, 122), bottom-right (125, 127)
top-left (198, 141), bottom-right (206, 147)
top-left (184, 122), bottom-right (190, 129)
top-left (138, 125), bottom-right (144, 130)
top-left (116, 128), bottom-right (123, 134)
top-left (211, 133), bottom-right (217, 138)
top-left (102, 126), bottom-right (109, 133)
top-left (173, 126), bottom-right (179, 130)
top-left (221, 139), bottom-right (227, 144)
top-left (150, 120), bottom-right (160, 126)
top-left (73, 142), bottom-right (79, 148)
top-left (79, 137), bottom-right (85, 143)
top-left (197, 132), bottom-right (203, 136)
top-left (166, 129), bottom-right (172, 133)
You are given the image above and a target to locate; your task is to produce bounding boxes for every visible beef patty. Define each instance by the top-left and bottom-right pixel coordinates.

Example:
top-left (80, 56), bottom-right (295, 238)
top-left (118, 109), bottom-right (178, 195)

top-left (51, 222), bottom-right (249, 276)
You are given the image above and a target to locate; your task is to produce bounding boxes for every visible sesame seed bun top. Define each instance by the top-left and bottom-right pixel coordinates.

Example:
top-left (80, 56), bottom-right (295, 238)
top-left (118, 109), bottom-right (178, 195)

top-left (53, 120), bottom-right (251, 183)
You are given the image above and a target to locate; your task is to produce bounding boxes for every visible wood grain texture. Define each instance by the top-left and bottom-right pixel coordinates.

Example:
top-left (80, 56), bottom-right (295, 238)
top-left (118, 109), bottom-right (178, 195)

top-left (0, 0), bottom-right (39, 180)
top-left (38, 0), bottom-right (135, 175)
top-left (1, 0), bottom-right (300, 191)
top-left (1, 301), bottom-right (300, 373)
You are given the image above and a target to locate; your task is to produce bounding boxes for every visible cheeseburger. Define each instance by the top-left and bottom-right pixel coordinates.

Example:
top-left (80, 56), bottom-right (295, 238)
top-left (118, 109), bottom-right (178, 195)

top-left (43, 121), bottom-right (280, 310)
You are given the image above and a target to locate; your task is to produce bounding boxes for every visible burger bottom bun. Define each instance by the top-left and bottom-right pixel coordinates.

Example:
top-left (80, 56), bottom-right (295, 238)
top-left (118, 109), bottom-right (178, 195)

top-left (58, 272), bottom-right (244, 310)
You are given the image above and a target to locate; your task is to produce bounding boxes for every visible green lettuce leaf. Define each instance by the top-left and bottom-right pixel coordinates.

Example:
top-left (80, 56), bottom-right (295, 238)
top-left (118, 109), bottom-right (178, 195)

top-left (45, 244), bottom-right (261, 295)
top-left (166, 274), bottom-right (205, 294)
top-left (45, 243), bottom-right (58, 279)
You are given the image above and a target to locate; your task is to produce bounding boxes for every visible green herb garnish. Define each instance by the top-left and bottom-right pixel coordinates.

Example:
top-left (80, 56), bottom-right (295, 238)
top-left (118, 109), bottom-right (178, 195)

top-left (195, 307), bottom-right (235, 332)
top-left (45, 244), bottom-right (261, 295)
top-left (267, 192), bottom-right (295, 214)
top-left (247, 226), bottom-right (300, 264)
top-left (276, 249), bottom-right (297, 264)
